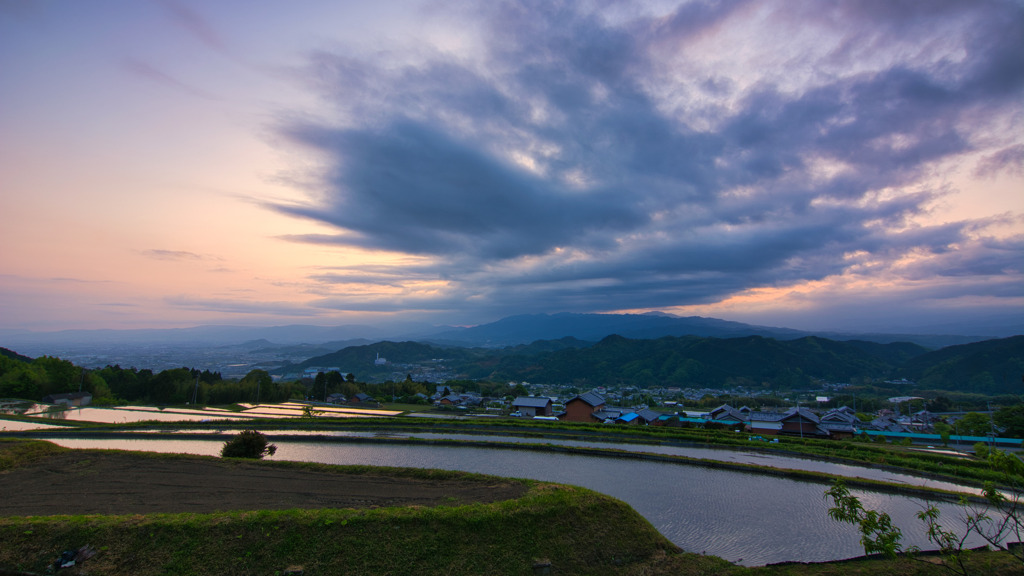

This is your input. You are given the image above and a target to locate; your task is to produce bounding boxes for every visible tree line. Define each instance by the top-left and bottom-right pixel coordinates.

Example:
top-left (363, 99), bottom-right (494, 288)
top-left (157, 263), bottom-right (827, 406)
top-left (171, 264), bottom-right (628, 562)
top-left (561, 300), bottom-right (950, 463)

top-left (0, 348), bottom-right (459, 406)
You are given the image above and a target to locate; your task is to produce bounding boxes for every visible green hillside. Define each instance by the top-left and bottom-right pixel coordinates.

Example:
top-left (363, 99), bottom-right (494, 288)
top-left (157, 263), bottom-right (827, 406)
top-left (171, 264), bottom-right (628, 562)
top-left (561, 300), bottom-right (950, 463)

top-left (288, 334), bottom-right (1022, 393)
top-left (898, 335), bottom-right (1024, 394)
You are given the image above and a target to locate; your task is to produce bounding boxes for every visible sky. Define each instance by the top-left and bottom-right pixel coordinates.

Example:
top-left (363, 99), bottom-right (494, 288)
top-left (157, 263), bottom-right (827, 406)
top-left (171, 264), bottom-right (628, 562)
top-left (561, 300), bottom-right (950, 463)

top-left (1, 0), bottom-right (1022, 336)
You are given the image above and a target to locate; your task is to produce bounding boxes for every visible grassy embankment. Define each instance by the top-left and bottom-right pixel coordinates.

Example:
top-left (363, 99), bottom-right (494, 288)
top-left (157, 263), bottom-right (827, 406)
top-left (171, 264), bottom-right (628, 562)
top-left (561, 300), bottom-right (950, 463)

top-left (0, 439), bottom-right (683, 575)
top-left (2, 440), bottom-right (1022, 575)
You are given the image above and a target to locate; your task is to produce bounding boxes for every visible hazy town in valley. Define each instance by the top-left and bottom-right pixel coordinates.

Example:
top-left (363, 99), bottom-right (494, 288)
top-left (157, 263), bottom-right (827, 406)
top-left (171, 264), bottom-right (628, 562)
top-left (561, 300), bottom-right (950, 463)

top-left (1, 1), bottom-right (1022, 574)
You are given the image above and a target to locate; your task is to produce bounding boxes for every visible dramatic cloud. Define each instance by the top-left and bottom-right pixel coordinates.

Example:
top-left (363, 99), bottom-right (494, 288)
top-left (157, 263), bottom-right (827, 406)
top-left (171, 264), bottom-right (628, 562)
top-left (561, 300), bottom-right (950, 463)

top-left (266, 0), bottom-right (1023, 324)
top-left (9, 0), bottom-right (1016, 333)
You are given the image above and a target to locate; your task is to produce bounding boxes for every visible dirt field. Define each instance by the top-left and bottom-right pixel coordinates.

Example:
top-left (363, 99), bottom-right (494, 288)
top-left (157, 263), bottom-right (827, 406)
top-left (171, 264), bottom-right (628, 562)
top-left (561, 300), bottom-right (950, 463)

top-left (0, 450), bottom-right (528, 516)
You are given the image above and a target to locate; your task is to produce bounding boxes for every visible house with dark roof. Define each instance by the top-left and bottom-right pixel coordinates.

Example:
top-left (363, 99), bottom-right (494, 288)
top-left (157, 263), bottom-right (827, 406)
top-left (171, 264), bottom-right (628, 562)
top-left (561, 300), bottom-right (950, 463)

top-left (612, 408), bottom-right (663, 425)
top-left (749, 407), bottom-right (832, 438)
top-left (821, 407), bottom-right (859, 425)
top-left (351, 392), bottom-right (374, 404)
top-left (778, 407), bottom-right (829, 437)
top-left (560, 392), bottom-right (606, 422)
top-left (748, 411), bottom-right (786, 434)
top-left (819, 406), bottom-right (861, 439)
top-left (592, 407), bottom-right (626, 422)
top-left (511, 396), bottom-right (553, 417)
top-left (708, 404), bottom-right (748, 423)
top-left (870, 415), bottom-right (909, 433)
top-left (635, 408), bottom-right (663, 424)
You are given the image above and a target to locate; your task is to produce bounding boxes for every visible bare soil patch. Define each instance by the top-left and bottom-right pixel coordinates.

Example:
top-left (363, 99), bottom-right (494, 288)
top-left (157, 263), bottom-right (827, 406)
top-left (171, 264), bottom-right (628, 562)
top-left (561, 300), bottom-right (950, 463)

top-left (0, 451), bottom-right (527, 516)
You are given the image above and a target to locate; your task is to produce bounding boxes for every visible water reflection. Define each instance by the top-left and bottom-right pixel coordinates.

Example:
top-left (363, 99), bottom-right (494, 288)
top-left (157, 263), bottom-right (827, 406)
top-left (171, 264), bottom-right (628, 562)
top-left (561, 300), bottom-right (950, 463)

top-left (0, 418), bottom-right (73, 432)
top-left (18, 402), bottom-right (400, 424)
top-left (154, 429), bottom-right (973, 494)
top-left (0, 401), bottom-right (51, 415)
top-left (45, 437), bottom-right (988, 566)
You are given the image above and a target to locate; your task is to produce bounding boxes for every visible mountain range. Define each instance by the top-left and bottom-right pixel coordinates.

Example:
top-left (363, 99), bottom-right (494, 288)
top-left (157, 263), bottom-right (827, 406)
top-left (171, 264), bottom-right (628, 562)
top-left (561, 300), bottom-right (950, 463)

top-left (3, 311), bottom-right (1015, 353)
top-left (2, 313), bottom-right (1021, 393)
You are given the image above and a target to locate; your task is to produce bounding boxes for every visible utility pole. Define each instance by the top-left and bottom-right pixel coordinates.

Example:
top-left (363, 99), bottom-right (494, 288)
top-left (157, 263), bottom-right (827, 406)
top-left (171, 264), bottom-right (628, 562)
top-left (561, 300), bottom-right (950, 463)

top-left (987, 401), bottom-right (996, 451)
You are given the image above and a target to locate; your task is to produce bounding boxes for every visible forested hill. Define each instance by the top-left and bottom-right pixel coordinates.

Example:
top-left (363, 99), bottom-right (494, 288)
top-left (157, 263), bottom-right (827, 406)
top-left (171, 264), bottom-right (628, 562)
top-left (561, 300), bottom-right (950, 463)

top-left (898, 335), bottom-right (1024, 394)
top-left (295, 334), bottom-right (1024, 393)
top-left (460, 335), bottom-right (923, 389)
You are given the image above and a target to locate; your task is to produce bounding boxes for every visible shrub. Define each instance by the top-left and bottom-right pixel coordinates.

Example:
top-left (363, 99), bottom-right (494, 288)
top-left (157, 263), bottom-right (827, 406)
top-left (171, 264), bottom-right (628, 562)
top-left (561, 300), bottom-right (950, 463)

top-left (974, 442), bottom-right (989, 459)
top-left (220, 429), bottom-right (277, 459)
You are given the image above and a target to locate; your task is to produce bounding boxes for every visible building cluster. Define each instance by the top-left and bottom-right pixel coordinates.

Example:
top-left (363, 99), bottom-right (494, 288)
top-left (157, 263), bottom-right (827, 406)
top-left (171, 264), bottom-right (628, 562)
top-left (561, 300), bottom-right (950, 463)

top-left (324, 392), bottom-right (375, 405)
top-left (432, 386), bottom-right (484, 409)
top-left (506, 392), bottom-right (956, 441)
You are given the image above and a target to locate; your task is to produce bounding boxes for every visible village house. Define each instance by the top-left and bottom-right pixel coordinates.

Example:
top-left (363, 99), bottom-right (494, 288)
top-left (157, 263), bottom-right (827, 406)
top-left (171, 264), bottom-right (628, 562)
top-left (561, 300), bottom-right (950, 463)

top-left (818, 406), bottom-right (860, 439)
top-left (511, 396), bottom-right (553, 417)
top-left (708, 404), bottom-right (747, 423)
top-left (615, 408), bottom-right (663, 425)
top-left (749, 407), bottom-right (830, 438)
top-left (634, 408), bottom-right (663, 424)
top-left (351, 392), bottom-right (374, 404)
top-left (560, 392), bottom-right (606, 422)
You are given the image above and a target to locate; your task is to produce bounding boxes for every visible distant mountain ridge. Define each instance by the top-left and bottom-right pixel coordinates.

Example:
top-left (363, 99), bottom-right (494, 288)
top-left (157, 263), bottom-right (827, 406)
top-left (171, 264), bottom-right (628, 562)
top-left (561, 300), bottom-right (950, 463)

top-left (423, 313), bottom-right (996, 348)
top-left (422, 313), bottom-right (806, 346)
top-left (1, 312), bottom-right (1015, 355)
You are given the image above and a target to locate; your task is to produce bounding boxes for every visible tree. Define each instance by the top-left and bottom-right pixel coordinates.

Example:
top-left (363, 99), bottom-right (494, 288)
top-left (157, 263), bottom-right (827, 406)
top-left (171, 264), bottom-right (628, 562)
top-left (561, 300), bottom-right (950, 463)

top-left (928, 396), bottom-right (954, 413)
top-left (824, 479), bottom-right (905, 559)
top-left (994, 404), bottom-right (1024, 439)
top-left (933, 422), bottom-right (952, 447)
top-left (957, 412), bottom-right (995, 437)
top-left (240, 369), bottom-right (272, 403)
top-left (314, 372), bottom-right (327, 401)
top-left (0, 364), bottom-right (43, 400)
top-left (220, 430), bottom-right (277, 459)
top-left (324, 370), bottom-right (345, 394)
top-left (148, 368), bottom-right (191, 404)
top-left (966, 449), bottom-right (1024, 565)
top-left (825, 448), bottom-right (1024, 572)
top-left (31, 356), bottom-right (80, 395)
top-left (974, 442), bottom-right (989, 459)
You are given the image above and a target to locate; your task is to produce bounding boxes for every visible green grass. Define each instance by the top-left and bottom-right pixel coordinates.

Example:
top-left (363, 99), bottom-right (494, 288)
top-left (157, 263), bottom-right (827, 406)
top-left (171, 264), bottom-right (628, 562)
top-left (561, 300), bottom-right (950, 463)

top-left (0, 484), bottom-right (678, 575)
top-left (0, 437), bottom-right (68, 470)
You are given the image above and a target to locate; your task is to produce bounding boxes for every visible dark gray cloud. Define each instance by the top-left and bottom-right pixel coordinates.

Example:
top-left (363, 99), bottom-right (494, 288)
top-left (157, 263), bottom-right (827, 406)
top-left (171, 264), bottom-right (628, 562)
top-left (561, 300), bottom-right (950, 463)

top-left (271, 0), bottom-right (1024, 322)
top-left (278, 120), bottom-right (647, 258)
top-left (975, 145), bottom-right (1024, 178)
